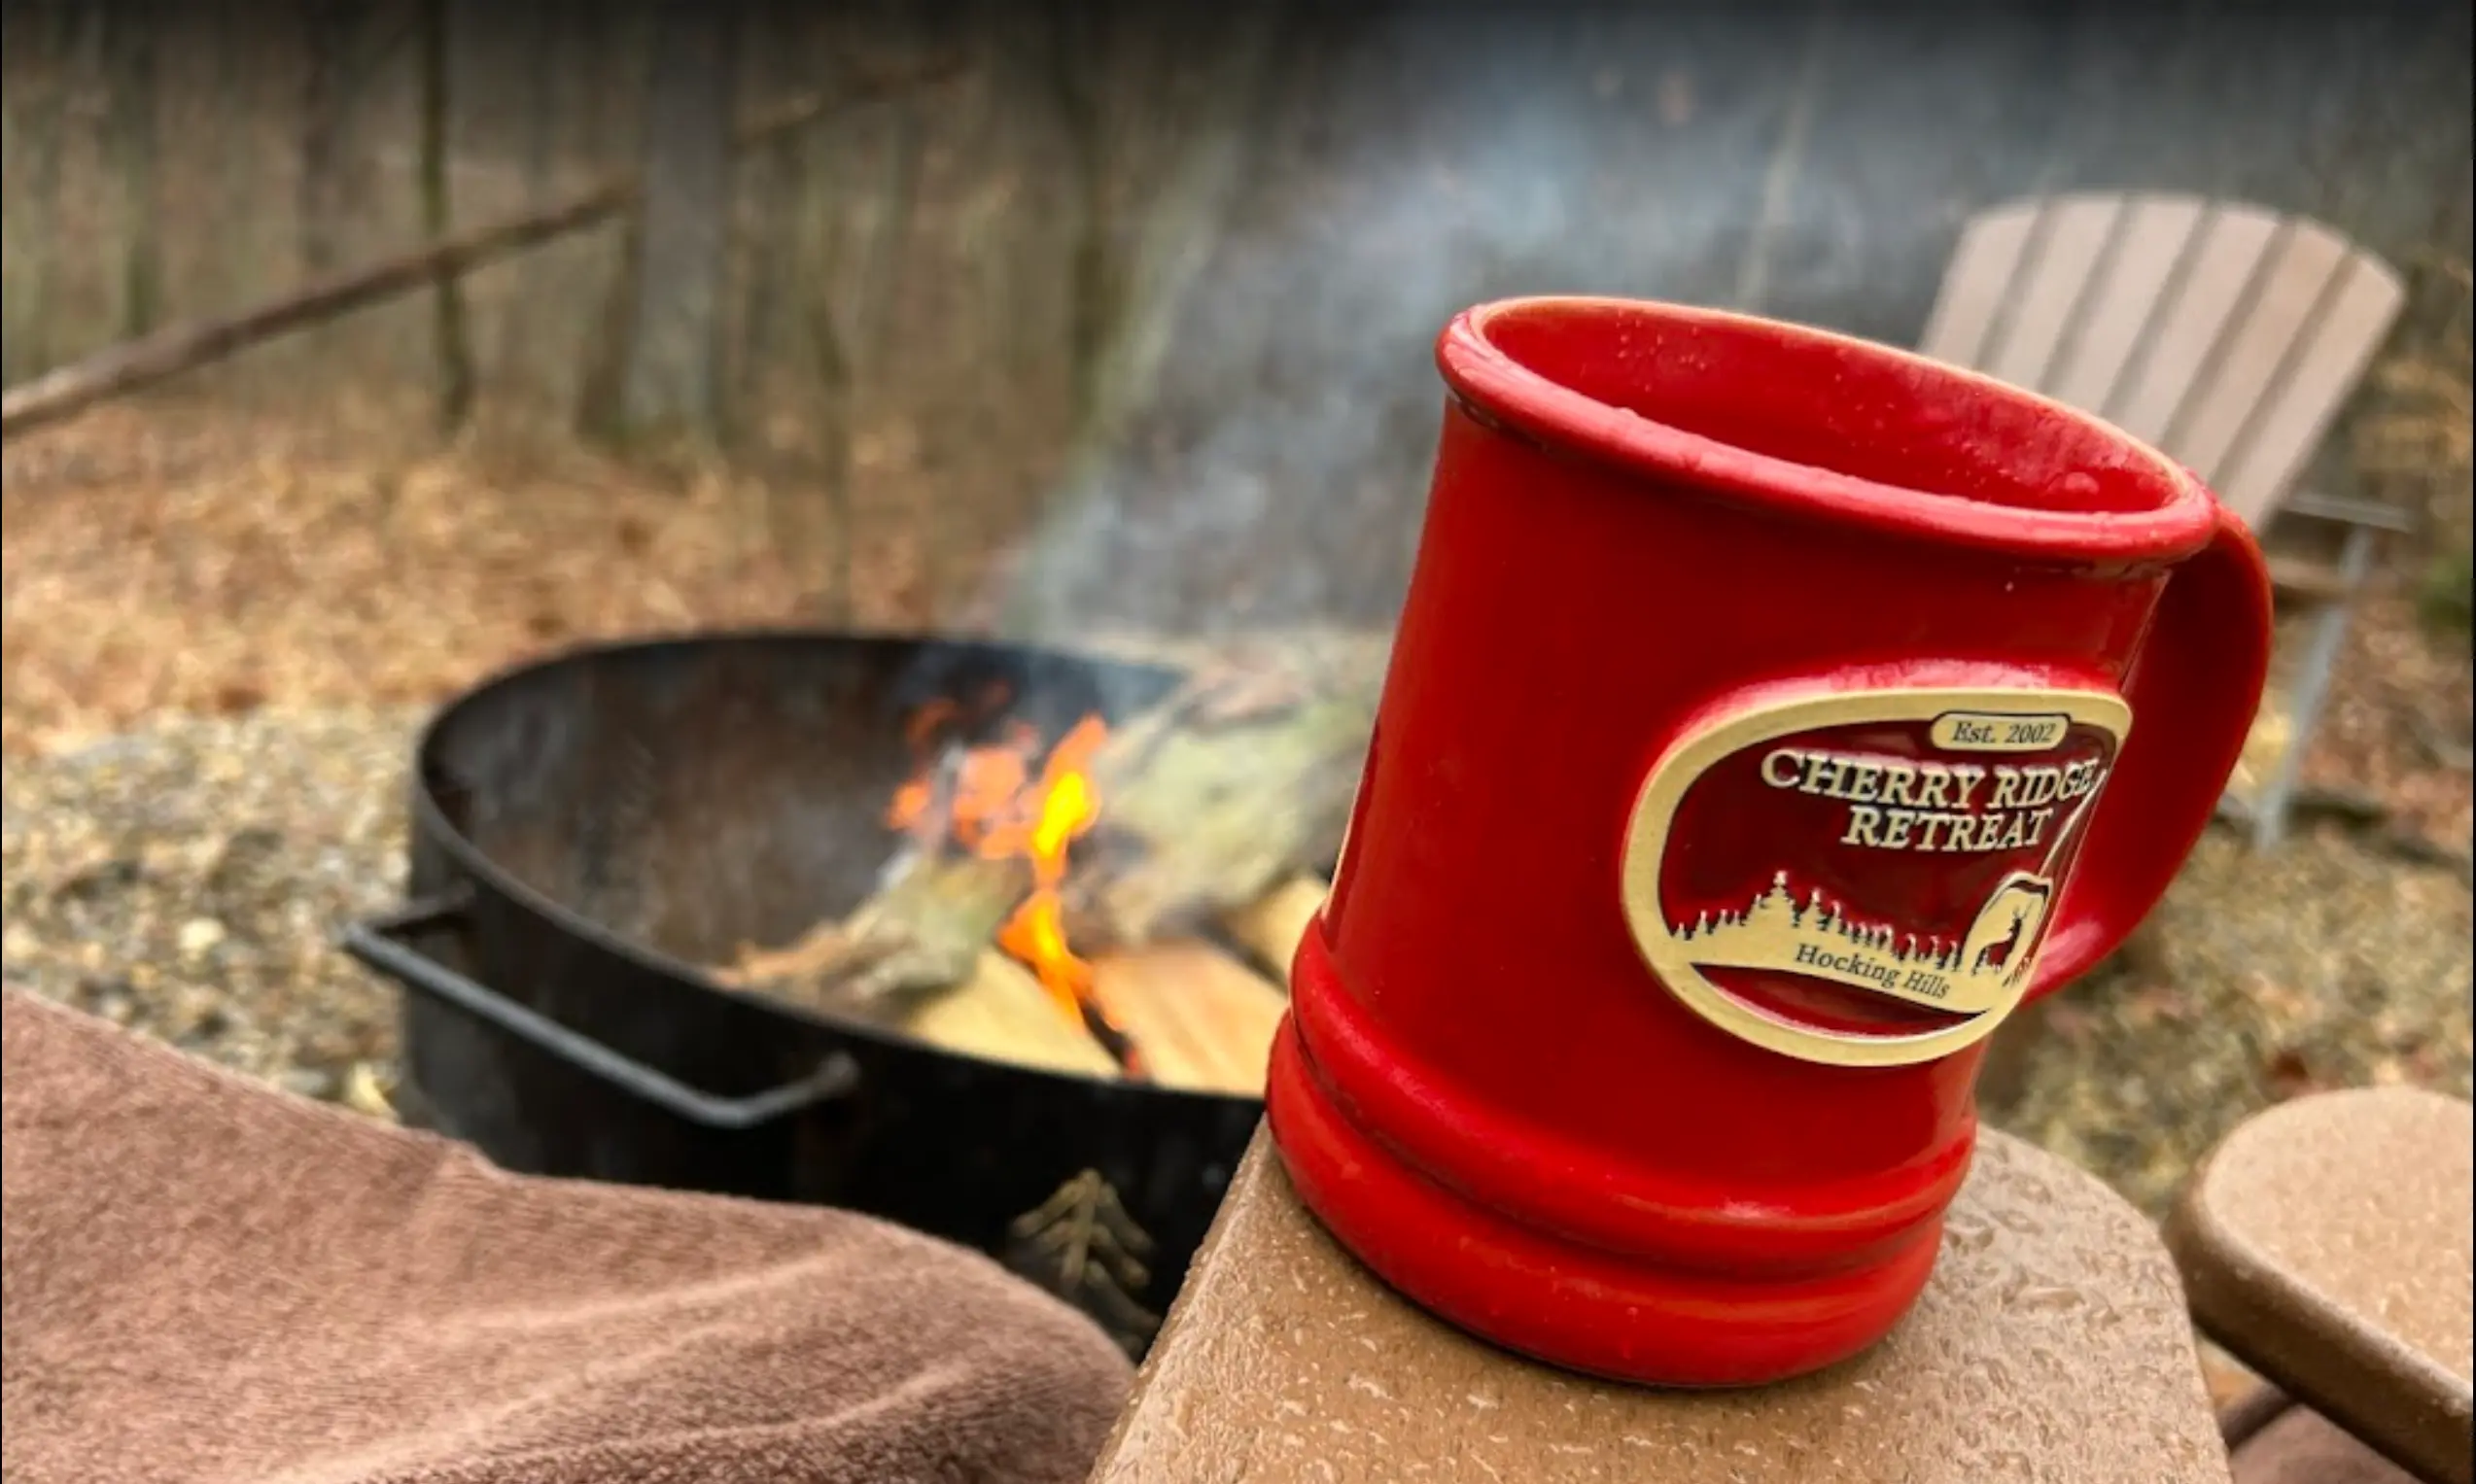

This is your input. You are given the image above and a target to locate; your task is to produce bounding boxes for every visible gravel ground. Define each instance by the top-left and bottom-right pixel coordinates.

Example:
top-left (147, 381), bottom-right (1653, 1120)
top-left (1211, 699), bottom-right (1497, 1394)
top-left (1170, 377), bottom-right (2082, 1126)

top-left (1988, 826), bottom-right (2474, 1218)
top-left (2, 707), bottom-right (419, 1106)
top-left (4, 703), bottom-right (2469, 1225)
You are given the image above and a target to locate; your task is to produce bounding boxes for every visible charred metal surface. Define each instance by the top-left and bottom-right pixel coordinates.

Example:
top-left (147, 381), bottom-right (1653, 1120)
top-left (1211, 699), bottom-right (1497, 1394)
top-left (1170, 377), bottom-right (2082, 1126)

top-left (354, 631), bottom-right (1262, 1353)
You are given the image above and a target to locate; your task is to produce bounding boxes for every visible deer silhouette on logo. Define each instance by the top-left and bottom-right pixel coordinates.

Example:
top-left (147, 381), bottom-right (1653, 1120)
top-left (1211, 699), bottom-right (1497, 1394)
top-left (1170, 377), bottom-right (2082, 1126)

top-left (1971, 906), bottom-right (2029, 974)
top-left (1958, 874), bottom-right (2055, 991)
top-left (1953, 784), bottom-right (2103, 994)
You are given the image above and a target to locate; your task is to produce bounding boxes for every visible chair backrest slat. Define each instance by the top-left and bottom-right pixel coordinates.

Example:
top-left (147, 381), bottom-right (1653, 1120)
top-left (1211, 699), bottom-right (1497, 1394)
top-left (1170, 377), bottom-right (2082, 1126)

top-left (2045, 197), bottom-right (2210, 414)
top-left (2165, 220), bottom-right (2355, 490)
top-left (2211, 257), bottom-right (2407, 526)
top-left (1918, 203), bottom-right (2040, 370)
top-left (2106, 204), bottom-right (2284, 449)
top-left (1922, 192), bottom-right (2404, 532)
top-left (1984, 195), bottom-right (2127, 392)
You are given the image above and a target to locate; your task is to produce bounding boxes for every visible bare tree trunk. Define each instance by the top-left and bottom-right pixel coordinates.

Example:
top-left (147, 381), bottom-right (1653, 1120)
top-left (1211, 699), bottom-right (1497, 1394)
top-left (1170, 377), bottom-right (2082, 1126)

top-left (1044, 0), bottom-right (1114, 429)
top-left (791, 18), bottom-right (858, 618)
top-left (519, 4), bottom-right (562, 200)
top-left (103, 0), bottom-right (163, 339)
top-left (720, 2), bottom-right (798, 584)
top-left (569, 0), bottom-right (646, 438)
top-left (1732, 0), bottom-right (1835, 315)
top-left (6, 63), bottom-right (961, 441)
top-left (495, 0), bottom-right (563, 389)
top-left (298, 2), bottom-right (415, 283)
top-left (8, 1), bottom-right (81, 380)
top-left (1076, 11), bottom-right (1287, 458)
top-left (297, 0), bottom-right (356, 277)
top-left (418, 0), bottom-right (475, 430)
top-left (209, 0), bottom-right (253, 310)
top-left (612, 0), bottom-right (739, 441)
top-left (854, 86), bottom-right (924, 377)
top-left (725, 0), bottom-right (804, 447)
top-left (804, 287), bottom-right (859, 621)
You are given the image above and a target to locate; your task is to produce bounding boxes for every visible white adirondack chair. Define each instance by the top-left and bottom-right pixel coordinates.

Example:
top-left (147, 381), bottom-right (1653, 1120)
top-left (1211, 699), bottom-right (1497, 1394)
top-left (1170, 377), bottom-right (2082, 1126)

top-left (1919, 192), bottom-right (2413, 849)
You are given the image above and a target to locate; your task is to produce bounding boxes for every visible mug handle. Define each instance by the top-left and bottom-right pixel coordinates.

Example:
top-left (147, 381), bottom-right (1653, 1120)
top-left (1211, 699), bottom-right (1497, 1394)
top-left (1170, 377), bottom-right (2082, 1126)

top-left (2029, 500), bottom-right (2273, 1000)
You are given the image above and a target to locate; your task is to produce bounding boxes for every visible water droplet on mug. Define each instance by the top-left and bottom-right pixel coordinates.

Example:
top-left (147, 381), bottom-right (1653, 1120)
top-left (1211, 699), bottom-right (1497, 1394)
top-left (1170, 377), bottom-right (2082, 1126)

top-left (2006, 1281), bottom-right (2088, 1314)
top-left (2050, 470), bottom-right (2101, 504)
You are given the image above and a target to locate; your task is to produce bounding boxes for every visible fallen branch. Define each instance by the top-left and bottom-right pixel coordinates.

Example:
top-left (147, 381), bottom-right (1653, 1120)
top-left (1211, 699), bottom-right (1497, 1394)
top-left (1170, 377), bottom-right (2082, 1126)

top-left (2382, 830), bottom-right (2475, 884)
top-left (2286, 785), bottom-right (2390, 830)
top-left (0, 59), bottom-right (965, 441)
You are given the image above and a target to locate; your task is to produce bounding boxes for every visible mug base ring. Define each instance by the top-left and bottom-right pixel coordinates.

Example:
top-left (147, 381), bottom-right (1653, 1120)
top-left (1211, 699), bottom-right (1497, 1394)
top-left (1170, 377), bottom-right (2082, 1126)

top-left (1264, 1017), bottom-right (1943, 1388)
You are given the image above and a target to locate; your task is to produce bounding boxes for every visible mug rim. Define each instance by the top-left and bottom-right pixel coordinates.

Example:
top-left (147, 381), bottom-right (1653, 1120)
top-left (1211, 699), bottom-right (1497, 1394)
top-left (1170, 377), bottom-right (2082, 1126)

top-left (1436, 295), bottom-right (2221, 564)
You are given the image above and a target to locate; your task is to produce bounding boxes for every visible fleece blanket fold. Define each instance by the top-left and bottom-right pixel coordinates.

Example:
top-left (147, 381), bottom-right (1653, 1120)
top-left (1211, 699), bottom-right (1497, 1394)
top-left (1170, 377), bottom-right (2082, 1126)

top-left (2, 987), bottom-right (1131, 1484)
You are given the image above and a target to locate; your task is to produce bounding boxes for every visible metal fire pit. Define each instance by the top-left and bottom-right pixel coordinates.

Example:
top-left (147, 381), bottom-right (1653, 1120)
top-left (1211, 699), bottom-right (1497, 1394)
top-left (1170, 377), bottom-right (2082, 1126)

top-left (340, 631), bottom-right (1265, 1354)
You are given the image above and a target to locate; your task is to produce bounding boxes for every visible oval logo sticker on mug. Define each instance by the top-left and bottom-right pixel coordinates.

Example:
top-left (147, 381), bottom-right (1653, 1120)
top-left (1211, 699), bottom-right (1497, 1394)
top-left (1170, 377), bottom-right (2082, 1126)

top-left (1621, 687), bottom-right (2131, 1068)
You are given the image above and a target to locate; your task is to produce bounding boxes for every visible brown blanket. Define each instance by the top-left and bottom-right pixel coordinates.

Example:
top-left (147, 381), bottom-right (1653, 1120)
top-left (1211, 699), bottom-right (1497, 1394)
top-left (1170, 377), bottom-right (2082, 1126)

top-left (1, 988), bottom-right (1132, 1484)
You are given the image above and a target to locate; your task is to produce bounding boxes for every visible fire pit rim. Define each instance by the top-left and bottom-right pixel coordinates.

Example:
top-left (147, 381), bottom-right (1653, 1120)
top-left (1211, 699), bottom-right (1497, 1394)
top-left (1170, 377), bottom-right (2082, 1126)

top-left (393, 624), bottom-right (1248, 1103)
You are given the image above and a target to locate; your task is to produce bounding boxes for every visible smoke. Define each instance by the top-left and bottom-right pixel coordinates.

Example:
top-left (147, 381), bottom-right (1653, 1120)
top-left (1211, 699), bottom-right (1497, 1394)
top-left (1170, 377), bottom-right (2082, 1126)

top-left (978, 0), bottom-right (2454, 639)
top-left (990, 9), bottom-right (1666, 638)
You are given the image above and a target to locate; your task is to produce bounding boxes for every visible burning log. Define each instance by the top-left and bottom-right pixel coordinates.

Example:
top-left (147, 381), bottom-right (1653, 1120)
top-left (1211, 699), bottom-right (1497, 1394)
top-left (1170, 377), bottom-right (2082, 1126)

top-left (714, 632), bottom-right (1382, 1087)
top-left (1088, 943), bottom-right (1289, 1095)
top-left (716, 850), bottom-right (1033, 1018)
top-left (728, 911), bottom-right (1288, 1087)
top-left (906, 951), bottom-right (1123, 1080)
top-left (1216, 875), bottom-right (1329, 982)
top-left (722, 636), bottom-right (1380, 1014)
top-left (1064, 665), bottom-right (1369, 952)
top-left (854, 935), bottom-right (1290, 1090)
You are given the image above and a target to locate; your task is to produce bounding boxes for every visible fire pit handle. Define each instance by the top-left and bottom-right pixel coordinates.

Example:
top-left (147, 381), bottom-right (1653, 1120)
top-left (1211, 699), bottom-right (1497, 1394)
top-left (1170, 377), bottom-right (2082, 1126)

top-left (339, 896), bottom-right (860, 1131)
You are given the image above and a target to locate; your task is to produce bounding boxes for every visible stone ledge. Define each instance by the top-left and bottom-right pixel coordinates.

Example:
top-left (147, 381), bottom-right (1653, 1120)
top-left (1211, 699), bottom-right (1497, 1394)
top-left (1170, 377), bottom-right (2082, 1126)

top-left (1090, 1127), bottom-right (2227, 1483)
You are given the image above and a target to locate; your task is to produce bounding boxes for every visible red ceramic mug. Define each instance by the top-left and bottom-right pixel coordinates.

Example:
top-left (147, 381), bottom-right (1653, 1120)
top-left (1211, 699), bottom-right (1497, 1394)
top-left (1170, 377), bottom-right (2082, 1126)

top-left (1264, 296), bottom-right (2272, 1387)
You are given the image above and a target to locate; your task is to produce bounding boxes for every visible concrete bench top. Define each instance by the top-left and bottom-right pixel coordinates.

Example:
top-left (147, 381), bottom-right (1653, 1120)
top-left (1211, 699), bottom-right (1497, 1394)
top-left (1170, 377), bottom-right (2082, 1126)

top-left (1091, 1126), bottom-right (2228, 1483)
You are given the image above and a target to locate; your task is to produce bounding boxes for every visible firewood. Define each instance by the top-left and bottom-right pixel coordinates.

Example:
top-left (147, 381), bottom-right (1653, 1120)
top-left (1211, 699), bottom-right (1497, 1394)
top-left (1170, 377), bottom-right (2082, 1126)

top-left (1090, 942), bottom-right (1288, 1095)
top-left (715, 849), bottom-right (1031, 1018)
top-left (718, 632), bottom-right (1383, 1011)
top-left (904, 950), bottom-right (1121, 1080)
top-left (1057, 629), bottom-right (1382, 949)
top-left (1065, 662), bottom-right (1372, 951)
top-left (1217, 875), bottom-right (1328, 982)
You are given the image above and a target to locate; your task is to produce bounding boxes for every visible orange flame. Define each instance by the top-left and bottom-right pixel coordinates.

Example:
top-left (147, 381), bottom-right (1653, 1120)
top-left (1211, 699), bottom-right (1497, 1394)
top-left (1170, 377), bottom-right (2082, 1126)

top-left (887, 711), bottom-right (1135, 1065)
top-left (886, 716), bottom-right (1044, 851)
top-left (992, 716), bottom-right (1107, 1024)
